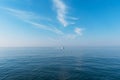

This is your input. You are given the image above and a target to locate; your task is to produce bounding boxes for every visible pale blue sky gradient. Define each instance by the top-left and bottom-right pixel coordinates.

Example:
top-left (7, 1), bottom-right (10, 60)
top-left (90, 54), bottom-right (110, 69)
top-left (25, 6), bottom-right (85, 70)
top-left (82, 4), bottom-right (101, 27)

top-left (0, 0), bottom-right (120, 47)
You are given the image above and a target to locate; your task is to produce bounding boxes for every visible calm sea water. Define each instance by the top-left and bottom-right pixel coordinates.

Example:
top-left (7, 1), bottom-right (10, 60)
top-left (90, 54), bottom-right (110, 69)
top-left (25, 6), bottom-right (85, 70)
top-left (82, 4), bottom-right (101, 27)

top-left (0, 47), bottom-right (120, 80)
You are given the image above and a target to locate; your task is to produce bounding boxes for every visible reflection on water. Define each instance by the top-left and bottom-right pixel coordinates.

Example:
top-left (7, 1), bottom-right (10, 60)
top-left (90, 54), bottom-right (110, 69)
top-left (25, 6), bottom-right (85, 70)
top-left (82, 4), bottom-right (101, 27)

top-left (0, 47), bottom-right (120, 80)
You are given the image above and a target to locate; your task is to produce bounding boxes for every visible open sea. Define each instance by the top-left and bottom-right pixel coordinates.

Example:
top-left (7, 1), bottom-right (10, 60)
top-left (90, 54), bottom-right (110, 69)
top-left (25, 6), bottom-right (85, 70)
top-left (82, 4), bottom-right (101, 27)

top-left (0, 47), bottom-right (120, 80)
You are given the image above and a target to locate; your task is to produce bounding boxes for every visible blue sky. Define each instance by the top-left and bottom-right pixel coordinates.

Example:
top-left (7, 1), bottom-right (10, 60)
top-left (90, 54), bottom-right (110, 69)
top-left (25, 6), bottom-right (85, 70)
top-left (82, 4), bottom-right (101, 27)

top-left (0, 0), bottom-right (120, 47)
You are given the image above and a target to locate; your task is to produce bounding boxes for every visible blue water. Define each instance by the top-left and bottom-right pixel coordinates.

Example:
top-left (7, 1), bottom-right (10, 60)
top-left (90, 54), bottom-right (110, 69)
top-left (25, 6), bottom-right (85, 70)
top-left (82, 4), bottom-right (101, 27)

top-left (0, 47), bottom-right (120, 80)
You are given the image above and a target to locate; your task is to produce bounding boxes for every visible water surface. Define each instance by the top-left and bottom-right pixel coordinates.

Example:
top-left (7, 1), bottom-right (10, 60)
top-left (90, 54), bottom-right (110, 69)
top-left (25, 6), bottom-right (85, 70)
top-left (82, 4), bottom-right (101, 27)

top-left (0, 47), bottom-right (120, 80)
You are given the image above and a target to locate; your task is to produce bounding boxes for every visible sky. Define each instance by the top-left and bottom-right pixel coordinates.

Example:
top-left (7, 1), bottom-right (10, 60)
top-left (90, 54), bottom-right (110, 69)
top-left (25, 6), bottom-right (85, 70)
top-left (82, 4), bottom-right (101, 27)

top-left (0, 0), bottom-right (120, 47)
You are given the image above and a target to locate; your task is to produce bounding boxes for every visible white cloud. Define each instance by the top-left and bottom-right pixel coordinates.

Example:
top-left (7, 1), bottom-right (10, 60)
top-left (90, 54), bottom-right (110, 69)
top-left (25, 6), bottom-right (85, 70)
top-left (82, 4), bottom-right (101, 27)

top-left (3, 7), bottom-right (51, 21)
top-left (2, 7), bottom-right (63, 35)
top-left (53, 0), bottom-right (79, 27)
top-left (74, 27), bottom-right (83, 36)
top-left (53, 0), bottom-right (68, 27)
top-left (27, 21), bottom-right (64, 35)
top-left (1, 7), bottom-right (84, 40)
top-left (68, 17), bottom-right (79, 20)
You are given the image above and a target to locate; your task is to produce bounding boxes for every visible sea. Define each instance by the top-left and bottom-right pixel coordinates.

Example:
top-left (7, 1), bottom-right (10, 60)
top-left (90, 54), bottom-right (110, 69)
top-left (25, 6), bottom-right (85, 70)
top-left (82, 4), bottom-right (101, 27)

top-left (0, 47), bottom-right (120, 80)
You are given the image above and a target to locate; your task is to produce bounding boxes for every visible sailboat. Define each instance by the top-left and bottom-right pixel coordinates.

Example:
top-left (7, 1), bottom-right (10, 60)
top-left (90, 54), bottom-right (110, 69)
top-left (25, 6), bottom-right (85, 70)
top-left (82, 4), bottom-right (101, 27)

top-left (61, 46), bottom-right (64, 50)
